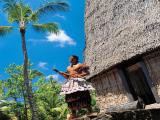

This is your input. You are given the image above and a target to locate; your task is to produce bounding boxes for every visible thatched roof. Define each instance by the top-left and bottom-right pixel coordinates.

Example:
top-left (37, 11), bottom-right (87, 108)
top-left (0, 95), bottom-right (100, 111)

top-left (84, 0), bottom-right (160, 79)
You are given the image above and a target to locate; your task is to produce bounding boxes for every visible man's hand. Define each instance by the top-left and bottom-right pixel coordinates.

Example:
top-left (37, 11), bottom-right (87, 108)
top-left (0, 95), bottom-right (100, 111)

top-left (52, 68), bottom-right (59, 73)
top-left (52, 68), bottom-right (70, 79)
top-left (60, 72), bottom-right (70, 76)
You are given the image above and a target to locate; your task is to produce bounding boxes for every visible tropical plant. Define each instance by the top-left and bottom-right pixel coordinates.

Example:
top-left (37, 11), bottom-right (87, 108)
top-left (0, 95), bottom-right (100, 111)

top-left (3, 63), bottom-right (43, 120)
top-left (0, 0), bottom-right (69, 119)
top-left (0, 81), bottom-right (5, 99)
top-left (0, 100), bottom-right (12, 120)
top-left (0, 100), bottom-right (23, 119)
top-left (34, 76), bottom-right (69, 120)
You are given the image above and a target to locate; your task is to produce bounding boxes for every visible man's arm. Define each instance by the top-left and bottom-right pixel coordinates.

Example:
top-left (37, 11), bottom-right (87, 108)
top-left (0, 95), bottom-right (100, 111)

top-left (77, 72), bottom-right (90, 78)
top-left (52, 68), bottom-right (70, 79)
top-left (60, 72), bottom-right (70, 79)
top-left (76, 64), bottom-right (90, 78)
top-left (78, 63), bottom-right (89, 69)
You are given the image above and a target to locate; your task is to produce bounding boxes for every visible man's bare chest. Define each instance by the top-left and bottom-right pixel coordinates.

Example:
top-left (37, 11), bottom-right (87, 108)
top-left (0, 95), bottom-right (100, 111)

top-left (68, 66), bottom-right (80, 73)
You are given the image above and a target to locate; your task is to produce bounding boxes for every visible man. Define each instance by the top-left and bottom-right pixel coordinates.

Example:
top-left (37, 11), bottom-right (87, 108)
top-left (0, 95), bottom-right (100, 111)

top-left (53, 55), bottom-right (94, 119)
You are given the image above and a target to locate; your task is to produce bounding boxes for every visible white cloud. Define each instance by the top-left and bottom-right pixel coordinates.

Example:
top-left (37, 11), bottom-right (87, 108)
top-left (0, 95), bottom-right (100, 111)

top-left (46, 74), bottom-right (59, 80)
top-left (54, 14), bottom-right (66, 20)
top-left (46, 30), bottom-right (76, 47)
top-left (38, 62), bottom-right (48, 70)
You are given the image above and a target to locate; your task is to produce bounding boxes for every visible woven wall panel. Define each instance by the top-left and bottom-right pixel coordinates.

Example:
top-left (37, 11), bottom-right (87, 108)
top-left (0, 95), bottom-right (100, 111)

top-left (144, 50), bottom-right (160, 96)
top-left (92, 69), bottom-right (130, 112)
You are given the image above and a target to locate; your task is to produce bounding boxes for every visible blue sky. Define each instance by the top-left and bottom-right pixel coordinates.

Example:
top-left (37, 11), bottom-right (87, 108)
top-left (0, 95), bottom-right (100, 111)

top-left (0, 0), bottom-right (85, 82)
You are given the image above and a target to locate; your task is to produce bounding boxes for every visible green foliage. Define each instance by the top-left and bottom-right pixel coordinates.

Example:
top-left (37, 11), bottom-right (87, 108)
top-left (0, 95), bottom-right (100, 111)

top-left (34, 76), bottom-right (69, 120)
top-left (0, 0), bottom-right (70, 119)
top-left (0, 63), bottom-right (71, 120)
top-left (35, 0), bottom-right (69, 17)
top-left (0, 26), bottom-right (13, 36)
top-left (32, 23), bottom-right (59, 33)
top-left (0, 81), bottom-right (5, 99)
top-left (0, 110), bottom-right (11, 120)
top-left (0, 63), bottom-right (100, 119)
top-left (91, 91), bottom-right (100, 113)
top-left (0, 63), bottom-right (44, 119)
top-left (0, 0), bottom-right (69, 35)
top-left (0, 100), bottom-right (19, 119)
top-left (4, 63), bottom-right (43, 99)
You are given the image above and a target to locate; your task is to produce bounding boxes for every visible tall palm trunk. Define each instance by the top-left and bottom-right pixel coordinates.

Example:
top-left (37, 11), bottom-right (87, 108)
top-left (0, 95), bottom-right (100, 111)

top-left (20, 27), bottom-right (39, 120)
top-left (22, 86), bottom-right (28, 120)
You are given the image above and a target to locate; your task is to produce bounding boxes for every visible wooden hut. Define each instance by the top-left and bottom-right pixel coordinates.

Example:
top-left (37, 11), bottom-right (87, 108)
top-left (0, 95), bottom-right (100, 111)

top-left (84, 0), bottom-right (160, 112)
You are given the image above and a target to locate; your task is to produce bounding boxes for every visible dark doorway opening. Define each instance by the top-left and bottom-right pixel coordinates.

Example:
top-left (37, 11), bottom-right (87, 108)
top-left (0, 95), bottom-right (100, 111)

top-left (124, 63), bottom-right (156, 105)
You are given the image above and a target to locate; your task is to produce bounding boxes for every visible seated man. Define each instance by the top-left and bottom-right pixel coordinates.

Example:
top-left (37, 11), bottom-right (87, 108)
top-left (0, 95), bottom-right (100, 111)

top-left (53, 55), bottom-right (94, 119)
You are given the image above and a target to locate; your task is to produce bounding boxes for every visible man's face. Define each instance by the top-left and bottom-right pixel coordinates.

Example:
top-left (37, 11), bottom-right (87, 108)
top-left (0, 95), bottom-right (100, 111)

top-left (69, 57), bottom-right (77, 65)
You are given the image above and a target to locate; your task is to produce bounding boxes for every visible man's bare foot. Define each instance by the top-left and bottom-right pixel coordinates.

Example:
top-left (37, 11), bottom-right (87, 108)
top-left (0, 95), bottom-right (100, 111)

top-left (87, 106), bottom-right (92, 115)
top-left (67, 114), bottom-right (77, 120)
top-left (87, 112), bottom-right (98, 117)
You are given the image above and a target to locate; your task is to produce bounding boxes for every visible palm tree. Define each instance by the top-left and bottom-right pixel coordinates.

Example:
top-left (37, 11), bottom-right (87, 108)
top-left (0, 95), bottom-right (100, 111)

top-left (0, 0), bottom-right (69, 119)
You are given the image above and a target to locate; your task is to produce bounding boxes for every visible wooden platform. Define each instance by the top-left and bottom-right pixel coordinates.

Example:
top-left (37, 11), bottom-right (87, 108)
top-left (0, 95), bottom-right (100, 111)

top-left (71, 104), bottom-right (160, 120)
top-left (93, 108), bottom-right (160, 120)
top-left (145, 103), bottom-right (160, 110)
top-left (73, 113), bottom-right (98, 120)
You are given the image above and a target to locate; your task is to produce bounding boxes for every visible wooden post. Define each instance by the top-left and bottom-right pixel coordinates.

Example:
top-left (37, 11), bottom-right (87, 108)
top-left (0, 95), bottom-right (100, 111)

top-left (139, 61), bottom-right (160, 103)
top-left (118, 69), bottom-right (134, 102)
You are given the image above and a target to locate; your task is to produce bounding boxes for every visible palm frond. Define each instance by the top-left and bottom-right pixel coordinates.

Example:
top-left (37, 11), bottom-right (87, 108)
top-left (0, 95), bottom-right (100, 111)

top-left (1, 0), bottom-right (17, 13)
top-left (19, 4), bottom-right (33, 23)
top-left (0, 26), bottom-right (13, 36)
top-left (32, 23), bottom-right (59, 34)
top-left (1, 0), bottom-right (33, 23)
top-left (7, 7), bottom-right (21, 23)
top-left (27, 12), bottom-right (38, 23)
top-left (35, 0), bottom-right (69, 16)
top-left (21, 4), bottom-right (32, 18)
top-left (1, 0), bottom-right (21, 23)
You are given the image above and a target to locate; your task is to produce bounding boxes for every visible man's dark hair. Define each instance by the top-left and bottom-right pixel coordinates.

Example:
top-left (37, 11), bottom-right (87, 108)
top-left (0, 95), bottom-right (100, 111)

top-left (71, 55), bottom-right (79, 62)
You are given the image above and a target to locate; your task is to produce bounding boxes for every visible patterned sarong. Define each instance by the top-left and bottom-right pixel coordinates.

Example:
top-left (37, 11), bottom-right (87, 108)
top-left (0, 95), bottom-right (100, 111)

top-left (60, 78), bottom-right (94, 95)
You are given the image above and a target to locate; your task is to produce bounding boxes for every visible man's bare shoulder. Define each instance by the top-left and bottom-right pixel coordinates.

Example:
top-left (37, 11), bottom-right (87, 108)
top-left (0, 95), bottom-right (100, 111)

top-left (67, 66), bottom-right (71, 71)
top-left (77, 63), bottom-right (88, 68)
top-left (67, 63), bottom-right (85, 69)
top-left (76, 63), bottom-right (83, 67)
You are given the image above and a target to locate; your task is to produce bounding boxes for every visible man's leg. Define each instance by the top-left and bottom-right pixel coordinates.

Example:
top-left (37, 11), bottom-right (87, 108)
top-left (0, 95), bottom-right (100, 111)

top-left (70, 109), bottom-right (76, 119)
top-left (87, 105), bottom-right (92, 114)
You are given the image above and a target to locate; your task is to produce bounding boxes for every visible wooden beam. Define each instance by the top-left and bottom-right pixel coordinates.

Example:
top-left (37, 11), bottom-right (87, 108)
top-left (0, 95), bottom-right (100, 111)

top-left (106, 100), bottom-right (145, 113)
